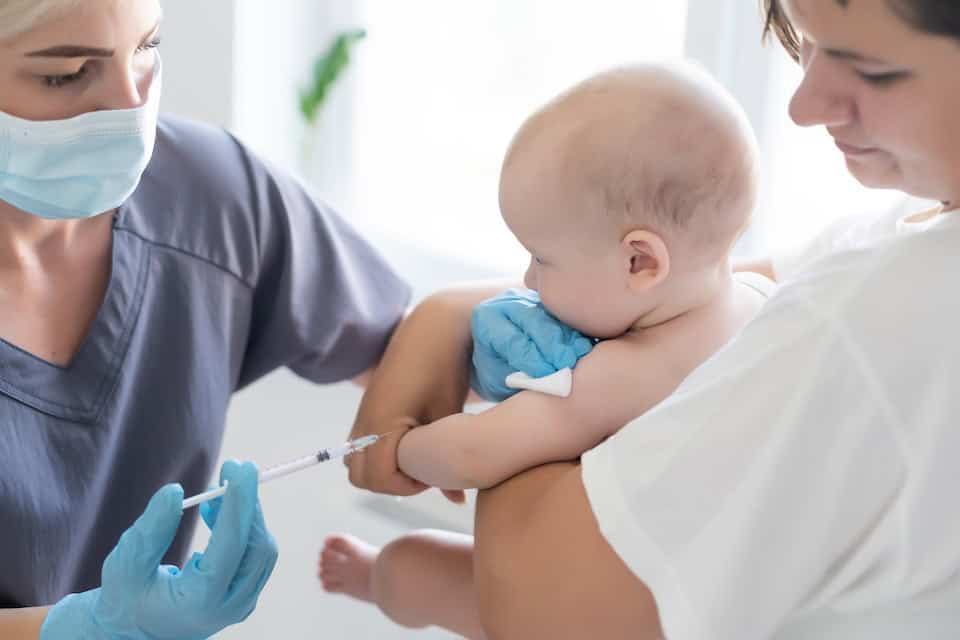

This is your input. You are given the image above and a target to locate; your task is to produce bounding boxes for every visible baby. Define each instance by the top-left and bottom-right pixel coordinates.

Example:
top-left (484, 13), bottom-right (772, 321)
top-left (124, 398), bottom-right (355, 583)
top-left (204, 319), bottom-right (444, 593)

top-left (319, 62), bottom-right (772, 638)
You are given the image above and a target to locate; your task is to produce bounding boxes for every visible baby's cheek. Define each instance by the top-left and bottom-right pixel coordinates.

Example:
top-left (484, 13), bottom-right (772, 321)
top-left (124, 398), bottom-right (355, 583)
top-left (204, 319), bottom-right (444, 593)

top-left (542, 298), bottom-right (589, 335)
top-left (523, 266), bottom-right (537, 291)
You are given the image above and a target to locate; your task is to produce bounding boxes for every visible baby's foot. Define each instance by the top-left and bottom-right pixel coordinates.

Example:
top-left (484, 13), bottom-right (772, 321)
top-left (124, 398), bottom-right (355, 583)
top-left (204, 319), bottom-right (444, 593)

top-left (318, 533), bottom-right (379, 602)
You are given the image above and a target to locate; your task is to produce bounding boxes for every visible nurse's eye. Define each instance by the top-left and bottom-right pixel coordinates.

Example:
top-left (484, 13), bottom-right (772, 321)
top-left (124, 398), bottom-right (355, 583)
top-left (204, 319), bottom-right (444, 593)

top-left (136, 37), bottom-right (162, 53)
top-left (43, 65), bottom-right (89, 88)
top-left (856, 70), bottom-right (909, 87)
top-left (533, 256), bottom-right (545, 265)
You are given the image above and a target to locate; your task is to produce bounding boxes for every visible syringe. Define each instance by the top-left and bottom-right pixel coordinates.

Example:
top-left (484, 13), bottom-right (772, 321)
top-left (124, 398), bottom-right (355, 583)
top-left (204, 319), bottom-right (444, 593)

top-left (181, 434), bottom-right (382, 510)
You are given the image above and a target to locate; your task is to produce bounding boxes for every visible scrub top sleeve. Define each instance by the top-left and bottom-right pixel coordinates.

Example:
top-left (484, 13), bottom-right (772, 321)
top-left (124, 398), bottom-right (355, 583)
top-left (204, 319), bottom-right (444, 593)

top-left (580, 287), bottom-right (906, 640)
top-left (236, 155), bottom-right (411, 388)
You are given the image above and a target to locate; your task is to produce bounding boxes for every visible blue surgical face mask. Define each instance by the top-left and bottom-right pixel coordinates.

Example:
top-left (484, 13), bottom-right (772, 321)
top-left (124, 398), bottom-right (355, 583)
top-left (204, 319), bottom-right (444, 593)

top-left (0, 57), bottom-right (162, 220)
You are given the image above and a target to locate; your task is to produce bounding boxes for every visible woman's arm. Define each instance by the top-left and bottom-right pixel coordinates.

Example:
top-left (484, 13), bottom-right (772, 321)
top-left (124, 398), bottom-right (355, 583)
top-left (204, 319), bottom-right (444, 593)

top-left (473, 462), bottom-right (664, 639)
top-left (0, 607), bottom-right (48, 640)
top-left (350, 367), bottom-right (376, 388)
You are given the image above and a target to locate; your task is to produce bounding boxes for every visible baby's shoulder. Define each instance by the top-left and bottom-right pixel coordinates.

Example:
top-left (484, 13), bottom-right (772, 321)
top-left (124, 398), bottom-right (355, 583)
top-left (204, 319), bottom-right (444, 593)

top-left (571, 334), bottom-right (685, 412)
top-left (561, 337), bottom-right (675, 437)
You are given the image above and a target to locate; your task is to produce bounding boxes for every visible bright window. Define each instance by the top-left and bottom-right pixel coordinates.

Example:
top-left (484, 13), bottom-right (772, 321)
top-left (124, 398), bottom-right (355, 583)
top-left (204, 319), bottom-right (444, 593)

top-left (350, 1), bottom-right (690, 273)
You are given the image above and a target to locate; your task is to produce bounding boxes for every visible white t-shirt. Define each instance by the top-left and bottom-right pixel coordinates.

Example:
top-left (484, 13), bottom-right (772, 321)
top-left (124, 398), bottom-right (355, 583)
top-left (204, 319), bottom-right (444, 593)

top-left (581, 204), bottom-right (960, 639)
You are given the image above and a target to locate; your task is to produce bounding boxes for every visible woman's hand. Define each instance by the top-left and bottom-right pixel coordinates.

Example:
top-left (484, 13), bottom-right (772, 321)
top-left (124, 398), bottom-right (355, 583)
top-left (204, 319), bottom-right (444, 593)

top-left (470, 289), bottom-right (594, 401)
top-left (40, 460), bottom-right (278, 640)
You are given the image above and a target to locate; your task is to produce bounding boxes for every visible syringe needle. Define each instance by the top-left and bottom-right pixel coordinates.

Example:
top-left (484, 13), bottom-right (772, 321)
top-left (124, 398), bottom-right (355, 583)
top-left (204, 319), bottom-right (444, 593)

top-left (180, 433), bottom-right (383, 510)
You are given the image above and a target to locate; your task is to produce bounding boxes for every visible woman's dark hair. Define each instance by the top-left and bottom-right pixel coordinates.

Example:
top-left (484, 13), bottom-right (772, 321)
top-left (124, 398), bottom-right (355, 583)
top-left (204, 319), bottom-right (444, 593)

top-left (763, 0), bottom-right (960, 61)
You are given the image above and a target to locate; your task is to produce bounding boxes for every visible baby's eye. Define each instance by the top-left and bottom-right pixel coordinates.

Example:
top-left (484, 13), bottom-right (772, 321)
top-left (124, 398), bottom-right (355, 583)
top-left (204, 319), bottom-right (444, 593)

top-left (533, 256), bottom-right (545, 265)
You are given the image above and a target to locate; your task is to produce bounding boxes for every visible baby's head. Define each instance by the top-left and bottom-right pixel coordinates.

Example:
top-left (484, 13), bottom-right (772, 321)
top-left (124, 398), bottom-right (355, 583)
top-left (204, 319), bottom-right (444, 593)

top-left (499, 62), bottom-right (758, 339)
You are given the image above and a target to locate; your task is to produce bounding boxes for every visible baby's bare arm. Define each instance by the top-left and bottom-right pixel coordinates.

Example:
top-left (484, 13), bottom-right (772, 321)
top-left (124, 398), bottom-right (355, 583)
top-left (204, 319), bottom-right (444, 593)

top-left (397, 338), bottom-right (683, 489)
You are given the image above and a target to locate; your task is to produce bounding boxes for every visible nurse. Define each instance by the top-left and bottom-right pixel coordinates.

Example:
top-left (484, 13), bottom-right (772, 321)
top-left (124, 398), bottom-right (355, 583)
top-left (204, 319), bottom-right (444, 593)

top-left (0, 0), bottom-right (497, 637)
top-left (352, 0), bottom-right (960, 638)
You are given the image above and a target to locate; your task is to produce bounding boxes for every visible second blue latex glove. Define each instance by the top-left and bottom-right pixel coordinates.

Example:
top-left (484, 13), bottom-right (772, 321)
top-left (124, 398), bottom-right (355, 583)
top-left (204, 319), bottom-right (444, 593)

top-left (41, 460), bottom-right (278, 640)
top-left (470, 288), bottom-right (594, 401)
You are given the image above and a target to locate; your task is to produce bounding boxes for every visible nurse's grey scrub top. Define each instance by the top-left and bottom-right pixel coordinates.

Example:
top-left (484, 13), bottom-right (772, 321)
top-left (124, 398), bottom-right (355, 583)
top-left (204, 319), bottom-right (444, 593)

top-left (0, 115), bottom-right (412, 608)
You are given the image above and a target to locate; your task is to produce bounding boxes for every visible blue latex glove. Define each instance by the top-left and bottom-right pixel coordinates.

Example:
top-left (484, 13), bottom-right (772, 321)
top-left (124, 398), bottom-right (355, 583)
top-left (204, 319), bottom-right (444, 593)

top-left (41, 460), bottom-right (279, 640)
top-left (470, 288), bottom-right (594, 401)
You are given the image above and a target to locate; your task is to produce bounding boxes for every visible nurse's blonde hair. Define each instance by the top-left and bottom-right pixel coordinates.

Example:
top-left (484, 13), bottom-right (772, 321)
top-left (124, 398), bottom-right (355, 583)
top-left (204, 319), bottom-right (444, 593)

top-left (0, 0), bottom-right (81, 41)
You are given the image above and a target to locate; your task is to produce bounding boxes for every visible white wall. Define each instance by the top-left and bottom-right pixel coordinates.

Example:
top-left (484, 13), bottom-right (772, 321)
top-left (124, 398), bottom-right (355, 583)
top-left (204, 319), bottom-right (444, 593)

top-left (157, 0), bottom-right (236, 129)
top-left (159, 0), bottom-right (362, 211)
top-left (232, 0), bottom-right (361, 208)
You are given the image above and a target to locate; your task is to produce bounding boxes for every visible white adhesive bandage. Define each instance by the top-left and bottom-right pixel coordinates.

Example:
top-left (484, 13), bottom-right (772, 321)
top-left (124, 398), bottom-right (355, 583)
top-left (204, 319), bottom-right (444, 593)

top-left (504, 367), bottom-right (573, 398)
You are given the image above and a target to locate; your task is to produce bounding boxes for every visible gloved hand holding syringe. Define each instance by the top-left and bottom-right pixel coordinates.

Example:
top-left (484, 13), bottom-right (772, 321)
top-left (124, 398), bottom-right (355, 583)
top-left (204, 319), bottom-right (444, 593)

top-left (182, 432), bottom-right (389, 509)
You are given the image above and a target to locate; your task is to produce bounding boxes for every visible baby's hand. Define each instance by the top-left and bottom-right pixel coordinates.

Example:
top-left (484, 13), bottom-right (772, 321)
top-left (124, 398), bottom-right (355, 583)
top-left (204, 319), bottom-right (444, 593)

top-left (470, 289), bottom-right (593, 401)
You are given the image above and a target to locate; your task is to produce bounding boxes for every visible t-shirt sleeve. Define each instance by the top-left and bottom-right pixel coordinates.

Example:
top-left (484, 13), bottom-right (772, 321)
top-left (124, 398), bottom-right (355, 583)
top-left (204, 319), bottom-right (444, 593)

top-left (235, 147), bottom-right (411, 388)
top-left (581, 277), bottom-right (906, 639)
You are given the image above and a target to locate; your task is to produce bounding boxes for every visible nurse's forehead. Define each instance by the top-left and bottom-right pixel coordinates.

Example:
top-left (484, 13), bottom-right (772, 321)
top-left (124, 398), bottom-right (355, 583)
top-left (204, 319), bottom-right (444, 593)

top-left (12, 2), bottom-right (162, 51)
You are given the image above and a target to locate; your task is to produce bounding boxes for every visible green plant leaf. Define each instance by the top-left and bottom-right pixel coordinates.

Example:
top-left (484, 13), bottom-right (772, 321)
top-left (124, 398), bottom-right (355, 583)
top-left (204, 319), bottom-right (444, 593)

top-left (299, 28), bottom-right (367, 125)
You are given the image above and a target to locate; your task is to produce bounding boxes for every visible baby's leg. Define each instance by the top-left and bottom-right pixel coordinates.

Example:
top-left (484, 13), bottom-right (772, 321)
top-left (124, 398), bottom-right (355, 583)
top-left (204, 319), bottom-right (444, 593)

top-left (319, 530), bottom-right (485, 639)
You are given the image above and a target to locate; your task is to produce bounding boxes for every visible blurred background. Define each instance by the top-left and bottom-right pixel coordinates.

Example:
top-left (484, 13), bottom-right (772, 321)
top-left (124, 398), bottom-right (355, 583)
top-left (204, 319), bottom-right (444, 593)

top-left (157, 1), bottom-right (917, 637)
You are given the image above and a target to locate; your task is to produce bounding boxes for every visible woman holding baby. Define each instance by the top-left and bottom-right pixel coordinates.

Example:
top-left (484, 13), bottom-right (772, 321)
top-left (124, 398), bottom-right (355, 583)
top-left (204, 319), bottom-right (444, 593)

top-left (351, 1), bottom-right (960, 638)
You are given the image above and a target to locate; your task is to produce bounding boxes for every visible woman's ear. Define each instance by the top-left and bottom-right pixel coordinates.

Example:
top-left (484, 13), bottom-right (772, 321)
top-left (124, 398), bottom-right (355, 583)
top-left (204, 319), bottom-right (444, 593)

top-left (622, 229), bottom-right (669, 291)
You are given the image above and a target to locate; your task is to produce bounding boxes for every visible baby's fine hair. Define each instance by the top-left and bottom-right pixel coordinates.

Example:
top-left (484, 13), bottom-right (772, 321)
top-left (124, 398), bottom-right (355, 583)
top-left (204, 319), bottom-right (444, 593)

top-left (506, 62), bottom-right (759, 262)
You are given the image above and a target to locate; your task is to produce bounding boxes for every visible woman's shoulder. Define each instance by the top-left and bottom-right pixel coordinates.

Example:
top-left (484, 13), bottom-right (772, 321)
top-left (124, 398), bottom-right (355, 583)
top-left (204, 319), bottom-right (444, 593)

top-left (117, 115), bottom-right (302, 285)
top-left (763, 222), bottom-right (960, 357)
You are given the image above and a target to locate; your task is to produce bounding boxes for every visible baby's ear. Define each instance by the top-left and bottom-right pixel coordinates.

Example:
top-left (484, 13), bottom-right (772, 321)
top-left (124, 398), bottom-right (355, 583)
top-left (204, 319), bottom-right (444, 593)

top-left (622, 229), bottom-right (670, 291)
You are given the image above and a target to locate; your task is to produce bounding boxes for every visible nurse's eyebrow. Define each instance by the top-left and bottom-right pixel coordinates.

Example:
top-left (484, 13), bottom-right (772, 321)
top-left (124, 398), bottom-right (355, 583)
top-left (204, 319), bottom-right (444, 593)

top-left (25, 19), bottom-right (162, 58)
top-left (26, 45), bottom-right (113, 58)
